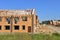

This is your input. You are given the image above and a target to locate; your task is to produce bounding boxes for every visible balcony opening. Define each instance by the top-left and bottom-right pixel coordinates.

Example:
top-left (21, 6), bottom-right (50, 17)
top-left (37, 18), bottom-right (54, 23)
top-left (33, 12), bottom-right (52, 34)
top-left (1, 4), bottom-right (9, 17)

top-left (14, 17), bottom-right (19, 24)
top-left (0, 17), bottom-right (2, 22)
top-left (6, 17), bottom-right (10, 24)
top-left (22, 16), bottom-right (27, 21)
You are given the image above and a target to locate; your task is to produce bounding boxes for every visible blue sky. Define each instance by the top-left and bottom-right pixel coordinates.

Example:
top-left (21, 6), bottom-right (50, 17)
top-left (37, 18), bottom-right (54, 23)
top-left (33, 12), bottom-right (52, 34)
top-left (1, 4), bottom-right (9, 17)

top-left (0, 0), bottom-right (60, 21)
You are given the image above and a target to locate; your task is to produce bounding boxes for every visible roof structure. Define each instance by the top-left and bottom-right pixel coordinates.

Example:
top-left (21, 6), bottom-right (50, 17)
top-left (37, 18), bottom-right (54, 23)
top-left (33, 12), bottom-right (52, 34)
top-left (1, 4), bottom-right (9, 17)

top-left (0, 9), bottom-right (35, 16)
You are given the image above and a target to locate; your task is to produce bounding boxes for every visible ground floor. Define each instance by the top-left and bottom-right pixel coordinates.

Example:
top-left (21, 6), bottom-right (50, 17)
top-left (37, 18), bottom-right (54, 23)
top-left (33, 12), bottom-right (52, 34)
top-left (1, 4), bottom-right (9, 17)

top-left (0, 25), bottom-right (32, 33)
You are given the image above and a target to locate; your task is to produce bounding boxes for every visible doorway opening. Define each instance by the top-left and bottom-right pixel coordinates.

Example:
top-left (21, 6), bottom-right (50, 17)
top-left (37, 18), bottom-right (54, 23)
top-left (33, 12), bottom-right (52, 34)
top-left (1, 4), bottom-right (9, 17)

top-left (28, 26), bottom-right (31, 32)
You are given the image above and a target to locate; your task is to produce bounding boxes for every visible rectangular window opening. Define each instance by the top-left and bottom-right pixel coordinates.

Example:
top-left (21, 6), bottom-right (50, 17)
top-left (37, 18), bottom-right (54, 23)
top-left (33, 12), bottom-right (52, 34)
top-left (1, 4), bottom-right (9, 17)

top-left (22, 25), bottom-right (25, 30)
top-left (14, 25), bottom-right (19, 30)
top-left (5, 26), bottom-right (10, 30)
top-left (0, 26), bottom-right (2, 30)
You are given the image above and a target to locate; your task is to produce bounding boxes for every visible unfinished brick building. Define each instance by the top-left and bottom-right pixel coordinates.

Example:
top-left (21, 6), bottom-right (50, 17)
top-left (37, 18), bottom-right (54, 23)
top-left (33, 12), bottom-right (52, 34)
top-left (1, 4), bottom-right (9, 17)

top-left (0, 9), bottom-right (38, 33)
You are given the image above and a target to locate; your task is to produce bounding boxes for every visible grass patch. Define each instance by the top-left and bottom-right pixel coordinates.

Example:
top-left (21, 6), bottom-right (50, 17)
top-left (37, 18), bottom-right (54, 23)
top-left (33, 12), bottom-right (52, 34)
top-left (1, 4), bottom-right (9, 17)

top-left (31, 33), bottom-right (60, 40)
top-left (0, 33), bottom-right (31, 40)
top-left (0, 33), bottom-right (60, 40)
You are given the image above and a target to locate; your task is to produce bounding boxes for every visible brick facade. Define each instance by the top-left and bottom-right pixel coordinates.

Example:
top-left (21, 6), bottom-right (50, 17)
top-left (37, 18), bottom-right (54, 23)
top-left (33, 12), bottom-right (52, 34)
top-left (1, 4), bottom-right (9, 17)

top-left (0, 9), bottom-right (38, 33)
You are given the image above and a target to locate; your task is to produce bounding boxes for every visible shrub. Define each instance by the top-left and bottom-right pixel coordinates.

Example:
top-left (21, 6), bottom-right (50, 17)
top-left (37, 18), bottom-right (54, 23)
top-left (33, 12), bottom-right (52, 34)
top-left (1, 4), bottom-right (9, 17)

top-left (52, 33), bottom-right (60, 36)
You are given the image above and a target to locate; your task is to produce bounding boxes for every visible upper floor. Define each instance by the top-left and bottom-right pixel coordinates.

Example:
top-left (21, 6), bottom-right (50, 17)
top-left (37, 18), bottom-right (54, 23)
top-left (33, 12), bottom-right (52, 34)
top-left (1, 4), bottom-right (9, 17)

top-left (0, 9), bottom-right (37, 26)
